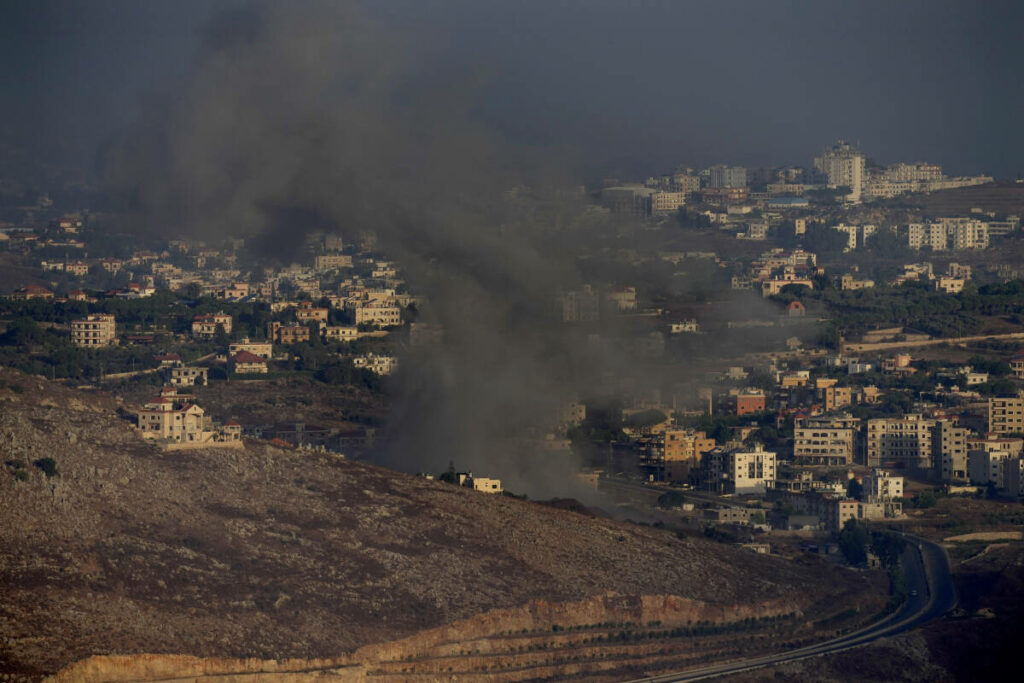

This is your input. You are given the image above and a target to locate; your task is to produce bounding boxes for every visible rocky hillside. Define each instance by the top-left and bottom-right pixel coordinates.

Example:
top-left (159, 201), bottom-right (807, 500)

top-left (0, 368), bottom-right (884, 680)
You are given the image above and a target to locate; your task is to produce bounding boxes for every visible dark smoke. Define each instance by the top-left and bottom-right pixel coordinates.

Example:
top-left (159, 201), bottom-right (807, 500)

top-left (105, 1), bottom-right (605, 495)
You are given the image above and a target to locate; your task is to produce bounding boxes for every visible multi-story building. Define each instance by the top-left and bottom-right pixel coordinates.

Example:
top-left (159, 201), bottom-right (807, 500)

top-left (650, 191), bottom-right (687, 215)
top-left (988, 395), bottom-right (1024, 434)
top-left (1010, 355), bottom-right (1024, 380)
top-left (267, 321), bottom-right (311, 345)
top-left (228, 338), bottom-right (273, 360)
top-left (71, 314), bottom-right (117, 347)
top-left (734, 390), bottom-right (766, 416)
top-left (229, 350), bottom-right (269, 374)
top-left (934, 420), bottom-right (971, 482)
top-left (191, 312), bottom-right (232, 338)
top-left (169, 366), bottom-right (208, 387)
top-left (295, 301), bottom-right (329, 325)
top-left (136, 387), bottom-right (240, 447)
top-left (814, 141), bottom-right (866, 202)
top-left (793, 418), bottom-right (856, 466)
top-left (707, 165), bottom-right (747, 189)
top-left (314, 253), bottom-right (354, 271)
top-left (663, 429), bottom-right (716, 482)
top-left (866, 415), bottom-right (935, 469)
top-left (968, 449), bottom-right (1012, 487)
top-left (702, 444), bottom-right (776, 494)
top-left (863, 469), bottom-right (904, 501)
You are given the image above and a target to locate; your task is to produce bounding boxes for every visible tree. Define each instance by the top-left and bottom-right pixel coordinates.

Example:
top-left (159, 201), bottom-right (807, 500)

top-left (870, 531), bottom-right (906, 569)
top-left (438, 461), bottom-right (458, 484)
top-left (913, 490), bottom-right (936, 508)
top-left (846, 478), bottom-right (864, 501)
top-left (838, 518), bottom-right (869, 565)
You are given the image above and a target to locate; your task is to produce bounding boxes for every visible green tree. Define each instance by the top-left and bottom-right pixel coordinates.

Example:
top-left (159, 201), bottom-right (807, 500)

top-left (838, 519), bottom-right (869, 565)
top-left (846, 478), bottom-right (864, 501)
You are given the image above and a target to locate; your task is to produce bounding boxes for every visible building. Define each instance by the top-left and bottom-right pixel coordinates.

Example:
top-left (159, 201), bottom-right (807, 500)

top-left (866, 415), bottom-right (935, 469)
top-left (663, 429), bottom-right (716, 482)
top-left (192, 312), bottom-right (232, 338)
top-left (707, 165), bottom-right (747, 189)
top-left (601, 185), bottom-right (656, 217)
top-left (735, 390), bottom-right (766, 416)
top-left (814, 141), bottom-right (866, 202)
top-left (295, 301), bottom-right (329, 325)
top-left (136, 387), bottom-right (241, 448)
top-left (168, 366), bottom-right (208, 387)
top-left (793, 418), bottom-right (856, 466)
top-left (988, 395), bottom-right (1024, 435)
top-left (324, 326), bottom-right (359, 343)
top-left (968, 449), bottom-right (1012, 488)
top-left (229, 350), bottom-right (269, 374)
top-left (702, 444), bottom-right (776, 494)
top-left (267, 321), bottom-right (311, 345)
top-left (228, 338), bottom-right (273, 360)
top-left (1010, 355), bottom-right (1024, 380)
top-left (315, 253), bottom-right (354, 270)
top-left (352, 353), bottom-right (398, 376)
top-left (71, 314), bottom-right (117, 347)
top-left (348, 301), bottom-right (403, 327)
top-left (863, 470), bottom-right (904, 501)
top-left (455, 472), bottom-right (503, 494)
top-left (934, 420), bottom-right (971, 482)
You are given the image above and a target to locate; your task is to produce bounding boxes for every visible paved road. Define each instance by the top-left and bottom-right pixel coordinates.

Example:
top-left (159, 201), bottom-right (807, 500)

top-left (625, 534), bottom-right (958, 682)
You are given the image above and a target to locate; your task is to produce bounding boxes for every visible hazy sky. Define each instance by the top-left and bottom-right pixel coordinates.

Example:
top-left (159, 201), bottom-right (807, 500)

top-left (2, 0), bottom-right (1021, 181)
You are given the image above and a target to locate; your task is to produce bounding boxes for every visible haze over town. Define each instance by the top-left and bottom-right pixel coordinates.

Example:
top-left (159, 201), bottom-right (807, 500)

top-left (1, 1), bottom-right (1023, 681)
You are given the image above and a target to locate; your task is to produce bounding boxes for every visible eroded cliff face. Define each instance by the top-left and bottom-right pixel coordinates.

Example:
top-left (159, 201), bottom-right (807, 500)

top-left (50, 592), bottom-right (823, 682)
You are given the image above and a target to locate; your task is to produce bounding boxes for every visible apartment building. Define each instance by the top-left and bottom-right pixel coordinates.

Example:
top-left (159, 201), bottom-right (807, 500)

top-left (866, 415), bottom-right (935, 469)
top-left (935, 420), bottom-right (971, 482)
top-left (663, 429), bottom-right (716, 482)
top-left (702, 444), bottom-right (776, 494)
top-left (988, 395), bottom-right (1024, 434)
top-left (793, 417), bottom-right (856, 466)
top-left (324, 326), bottom-right (359, 343)
top-left (71, 314), bottom-right (117, 347)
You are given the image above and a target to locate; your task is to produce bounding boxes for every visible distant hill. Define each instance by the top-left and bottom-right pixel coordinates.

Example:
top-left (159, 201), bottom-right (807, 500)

top-left (0, 367), bottom-right (883, 680)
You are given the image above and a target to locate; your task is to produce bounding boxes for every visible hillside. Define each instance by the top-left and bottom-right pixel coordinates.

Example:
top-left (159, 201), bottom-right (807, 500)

top-left (0, 367), bottom-right (885, 681)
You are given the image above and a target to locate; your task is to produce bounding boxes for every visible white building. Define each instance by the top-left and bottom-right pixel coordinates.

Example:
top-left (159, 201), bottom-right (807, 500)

top-left (814, 141), bottom-right (866, 203)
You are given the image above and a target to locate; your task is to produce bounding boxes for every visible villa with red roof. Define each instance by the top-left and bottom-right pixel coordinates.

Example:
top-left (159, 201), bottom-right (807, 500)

top-left (229, 350), bottom-right (269, 374)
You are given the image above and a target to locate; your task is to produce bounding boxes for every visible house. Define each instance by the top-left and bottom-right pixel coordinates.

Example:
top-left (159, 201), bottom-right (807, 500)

top-left (352, 353), bottom-right (398, 375)
top-left (228, 338), bottom-right (273, 360)
top-left (192, 312), bottom-right (232, 338)
top-left (268, 321), bottom-right (310, 345)
top-left (324, 325), bottom-right (359, 343)
top-left (169, 366), bottom-right (209, 386)
top-left (787, 301), bottom-right (806, 317)
top-left (9, 285), bottom-right (54, 301)
top-left (295, 301), bottom-right (329, 325)
top-left (229, 350), bottom-right (269, 374)
top-left (455, 472), bottom-right (503, 494)
top-left (136, 387), bottom-right (240, 449)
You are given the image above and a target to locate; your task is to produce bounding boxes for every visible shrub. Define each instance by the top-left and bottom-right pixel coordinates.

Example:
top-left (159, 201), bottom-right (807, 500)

top-left (32, 457), bottom-right (58, 478)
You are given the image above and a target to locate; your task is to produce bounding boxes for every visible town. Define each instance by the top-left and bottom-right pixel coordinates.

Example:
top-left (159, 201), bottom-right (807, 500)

top-left (4, 143), bottom-right (1024, 573)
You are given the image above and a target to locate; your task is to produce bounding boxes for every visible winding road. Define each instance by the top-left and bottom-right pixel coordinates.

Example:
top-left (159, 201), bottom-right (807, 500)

top-left (626, 533), bottom-right (958, 682)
